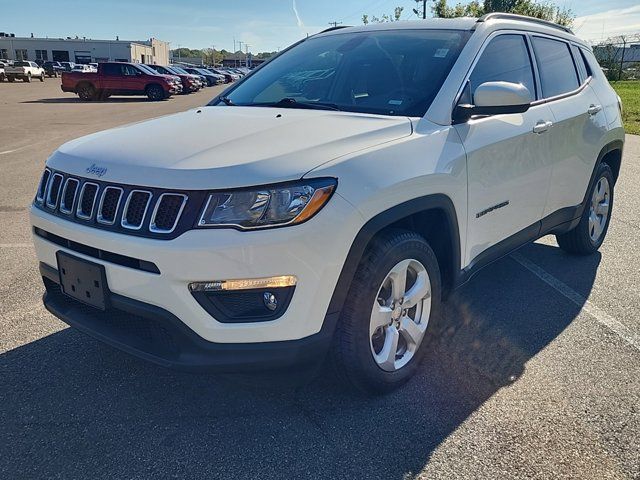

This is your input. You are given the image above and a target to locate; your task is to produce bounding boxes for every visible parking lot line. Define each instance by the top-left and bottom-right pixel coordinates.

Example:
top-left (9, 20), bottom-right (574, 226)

top-left (512, 252), bottom-right (640, 351)
top-left (0, 243), bottom-right (33, 248)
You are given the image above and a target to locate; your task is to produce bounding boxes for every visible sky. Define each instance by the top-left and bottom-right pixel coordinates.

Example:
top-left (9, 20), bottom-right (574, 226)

top-left (1, 0), bottom-right (639, 52)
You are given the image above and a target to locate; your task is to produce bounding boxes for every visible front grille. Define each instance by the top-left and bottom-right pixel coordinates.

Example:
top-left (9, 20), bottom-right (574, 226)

top-left (122, 190), bottom-right (151, 230)
top-left (45, 173), bottom-right (63, 209)
top-left (33, 168), bottom-right (200, 239)
top-left (60, 178), bottom-right (79, 214)
top-left (150, 193), bottom-right (187, 233)
top-left (97, 186), bottom-right (123, 225)
top-left (36, 169), bottom-right (51, 203)
top-left (77, 182), bottom-right (98, 219)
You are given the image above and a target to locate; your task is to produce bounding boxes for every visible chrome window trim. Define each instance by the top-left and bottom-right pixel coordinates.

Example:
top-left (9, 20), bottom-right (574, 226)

top-left (35, 168), bottom-right (51, 204)
top-left (76, 182), bottom-right (99, 220)
top-left (121, 190), bottom-right (152, 230)
top-left (59, 177), bottom-right (79, 215)
top-left (45, 173), bottom-right (64, 210)
top-left (149, 193), bottom-right (188, 234)
top-left (96, 186), bottom-right (124, 225)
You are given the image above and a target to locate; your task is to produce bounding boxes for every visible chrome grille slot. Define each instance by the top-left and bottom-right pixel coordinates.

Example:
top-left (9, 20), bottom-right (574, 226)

top-left (60, 178), bottom-right (79, 214)
top-left (45, 173), bottom-right (64, 209)
top-left (97, 186), bottom-right (123, 225)
top-left (36, 168), bottom-right (51, 204)
top-left (76, 182), bottom-right (99, 220)
top-left (121, 190), bottom-right (152, 230)
top-left (149, 193), bottom-right (188, 233)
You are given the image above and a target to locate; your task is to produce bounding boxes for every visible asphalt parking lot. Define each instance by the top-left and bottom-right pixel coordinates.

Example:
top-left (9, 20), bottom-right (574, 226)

top-left (1, 79), bottom-right (639, 479)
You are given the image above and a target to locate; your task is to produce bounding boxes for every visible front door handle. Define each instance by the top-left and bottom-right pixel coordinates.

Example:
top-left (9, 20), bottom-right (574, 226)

top-left (533, 120), bottom-right (553, 134)
top-left (587, 104), bottom-right (602, 115)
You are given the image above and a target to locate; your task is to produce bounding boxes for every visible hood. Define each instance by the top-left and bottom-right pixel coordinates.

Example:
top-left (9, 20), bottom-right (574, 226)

top-left (47, 106), bottom-right (412, 190)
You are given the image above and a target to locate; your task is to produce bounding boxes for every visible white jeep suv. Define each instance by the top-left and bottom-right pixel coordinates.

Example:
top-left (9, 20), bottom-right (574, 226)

top-left (31, 14), bottom-right (624, 392)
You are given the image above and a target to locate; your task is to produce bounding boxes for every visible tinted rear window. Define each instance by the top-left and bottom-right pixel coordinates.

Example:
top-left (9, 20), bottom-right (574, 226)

top-left (532, 37), bottom-right (579, 98)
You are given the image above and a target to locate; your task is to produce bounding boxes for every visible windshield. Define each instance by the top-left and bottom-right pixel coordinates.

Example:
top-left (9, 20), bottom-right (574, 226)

top-left (137, 64), bottom-right (159, 75)
top-left (217, 29), bottom-right (469, 117)
top-left (171, 66), bottom-right (189, 75)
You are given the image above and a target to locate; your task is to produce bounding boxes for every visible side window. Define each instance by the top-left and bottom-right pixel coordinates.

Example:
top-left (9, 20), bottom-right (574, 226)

top-left (122, 65), bottom-right (139, 76)
top-left (467, 34), bottom-right (536, 103)
top-left (531, 37), bottom-right (579, 98)
top-left (102, 64), bottom-right (120, 76)
top-left (570, 44), bottom-right (588, 83)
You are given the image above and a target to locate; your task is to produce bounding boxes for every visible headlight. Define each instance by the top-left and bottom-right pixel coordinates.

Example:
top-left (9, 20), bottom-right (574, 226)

top-left (197, 178), bottom-right (336, 230)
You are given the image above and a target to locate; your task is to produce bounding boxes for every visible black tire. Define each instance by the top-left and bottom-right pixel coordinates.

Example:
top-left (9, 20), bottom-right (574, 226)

top-left (146, 84), bottom-right (165, 101)
top-left (77, 83), bottom-right (96, 101)
top-left (39, 74), bottom-right (44, 82)
top-left (330, 229), bottom-right (442, 394)
top-left (24, 73), bottom-right (31, 83)
top-left (8, 76), bottom-right (15, 82)
top-left (556, 163), bottom-right (614, 255)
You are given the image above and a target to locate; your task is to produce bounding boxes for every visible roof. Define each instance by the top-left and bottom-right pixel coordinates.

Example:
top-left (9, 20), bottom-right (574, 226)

top-left (316, 18), bottom-right (478, 37)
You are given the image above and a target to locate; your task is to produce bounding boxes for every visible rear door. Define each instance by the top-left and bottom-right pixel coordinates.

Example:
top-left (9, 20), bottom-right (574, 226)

top-left (531, 36), bottom-right (609, 217)
top-left (454, 33), bottom-right (555, 266)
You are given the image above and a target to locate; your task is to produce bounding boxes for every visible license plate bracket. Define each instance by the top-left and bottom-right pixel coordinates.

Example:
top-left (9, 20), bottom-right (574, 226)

top-left (56, 251), bottom-right (109, 311)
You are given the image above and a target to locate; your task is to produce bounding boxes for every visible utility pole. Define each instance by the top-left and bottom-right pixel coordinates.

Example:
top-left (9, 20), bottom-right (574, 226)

top-left (618, 37), bottom-right (627, 81)
top-left (244, 44), bottom-right (250, 68)
top-left (328, 21), bottom-right (342, 28)
top-left (237, 40), bottom-right (243, 68)
top-left (422, 0), bottom-right (426, 19)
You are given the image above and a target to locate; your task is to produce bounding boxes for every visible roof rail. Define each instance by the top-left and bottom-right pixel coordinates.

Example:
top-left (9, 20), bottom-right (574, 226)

top-left (319, 25), bottom-right (351, 34)
top-left (476, 13), bottom-right (573, 34)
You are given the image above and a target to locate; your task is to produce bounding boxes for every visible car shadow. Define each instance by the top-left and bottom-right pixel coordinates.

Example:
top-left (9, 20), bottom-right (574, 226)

top-left (0, 241), bottom-right (600, 479)
top-left (22, 97), bottom-right (163, 104)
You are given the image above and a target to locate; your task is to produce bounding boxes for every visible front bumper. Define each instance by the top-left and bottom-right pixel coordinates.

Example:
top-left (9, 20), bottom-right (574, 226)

top-left (40, 263), bottom-right (337, 371)
top-left (30, 192), bottom-right (360, 348)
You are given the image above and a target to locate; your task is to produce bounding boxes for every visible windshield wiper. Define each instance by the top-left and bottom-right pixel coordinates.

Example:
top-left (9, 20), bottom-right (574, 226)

top-left (262, 97), bottom-right (342, 111)
top-left (219, 96), bottom-right (235, 106)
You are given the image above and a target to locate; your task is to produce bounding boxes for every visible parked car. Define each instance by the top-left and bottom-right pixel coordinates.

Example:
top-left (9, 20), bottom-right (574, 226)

top-left (5, 61), bottom-right (45, 82)
top-left (0, 61), bottom-right (5, 82)
top-left (60, 62), bottom-right (76, 72)
top-left (71, 64), bottom-right (94, 73)
top-left (61, 62), bottom-right (182, 101)
top-left (208, 68), bottom-right (234, 83)
top-left (147, 64), bottom-right (201, 93)
top-left (43, 61), bottom-right (65, 78)
top-left (30, 15), bottom-right (624, 393)
top-left (136, 63), bottom-right (183, 94)
top-left (182, 67), bottom-right (221, 86)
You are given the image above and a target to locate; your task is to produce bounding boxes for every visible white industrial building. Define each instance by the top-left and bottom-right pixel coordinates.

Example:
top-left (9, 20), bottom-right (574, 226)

top-left (0, 34), bottom-right (170, 65)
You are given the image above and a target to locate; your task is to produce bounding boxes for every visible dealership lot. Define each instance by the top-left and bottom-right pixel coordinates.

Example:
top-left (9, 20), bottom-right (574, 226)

top-left (1, 80), bottom-right (639, 479)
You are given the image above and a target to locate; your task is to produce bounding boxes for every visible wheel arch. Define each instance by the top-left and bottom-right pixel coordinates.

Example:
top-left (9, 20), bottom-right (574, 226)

top-left (324, 194), bottom-right (462, 324)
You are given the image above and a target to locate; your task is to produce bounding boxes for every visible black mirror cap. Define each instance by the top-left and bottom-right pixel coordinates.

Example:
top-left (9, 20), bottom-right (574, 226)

top-left (452, 102), bottom-right (531, 124)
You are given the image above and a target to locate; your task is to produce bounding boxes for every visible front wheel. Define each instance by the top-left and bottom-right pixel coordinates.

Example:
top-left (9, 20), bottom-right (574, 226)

top-left (556, 163), bottom-right (614, 255)
top-left (331, 229), bottom-right (441, 393)
top-left (146, 84), bottom-right (165, 101)
top-left (39, 73), bottom-right (44, 82)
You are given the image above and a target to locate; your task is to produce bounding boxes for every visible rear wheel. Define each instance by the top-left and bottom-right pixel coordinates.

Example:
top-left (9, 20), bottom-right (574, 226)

top-left (146, 84), bottom-right (165, 101)
top-left (77, 83), bottom-right (96, 101)
top-left (331, 229), bottom-right (441, 393)
top-left (8, 76), bottom-right (15, 82)
top-left (24, 73), bottom-right (31, 83)
top-left (556, 163), bottom-right (614, 255)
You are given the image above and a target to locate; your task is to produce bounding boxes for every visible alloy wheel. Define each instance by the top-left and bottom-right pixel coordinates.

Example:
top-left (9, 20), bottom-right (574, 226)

top-left (589, 176), bottom-right (610, 242)
top-left (369, 259), bottom-right (432, 372)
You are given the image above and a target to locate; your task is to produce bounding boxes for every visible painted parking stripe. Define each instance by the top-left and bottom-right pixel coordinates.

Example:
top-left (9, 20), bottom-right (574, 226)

top-left (512, 252), bottom-right (640, 351)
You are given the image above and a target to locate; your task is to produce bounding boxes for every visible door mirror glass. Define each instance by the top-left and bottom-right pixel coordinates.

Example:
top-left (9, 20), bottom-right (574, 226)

top-left (454, 81), bottom-right (532, 122)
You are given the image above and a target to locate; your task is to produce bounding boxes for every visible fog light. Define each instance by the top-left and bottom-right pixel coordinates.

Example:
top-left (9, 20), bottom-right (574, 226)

top-left (189, 276), bottom-right (297, 323)
top-left (188, 275), bottom-right (296, 292)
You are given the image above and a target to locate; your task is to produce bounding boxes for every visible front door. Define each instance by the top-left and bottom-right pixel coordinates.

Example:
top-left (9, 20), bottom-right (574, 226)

top-left (454, 33), bottom-right (554, 267)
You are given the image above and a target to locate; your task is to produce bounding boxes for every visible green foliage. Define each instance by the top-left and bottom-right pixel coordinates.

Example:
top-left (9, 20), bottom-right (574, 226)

top-left (612, 81), bottom-right (640, 135)
top-left (362, 6), bottom-right (404, 24)
top-left (430, 0), bottom-right (574, 27)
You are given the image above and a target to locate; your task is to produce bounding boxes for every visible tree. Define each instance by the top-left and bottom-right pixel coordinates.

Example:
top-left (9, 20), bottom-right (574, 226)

top-left (430, 0), bottom-right (574, 27)
top-left (362, 6), bottom-right (404, 24)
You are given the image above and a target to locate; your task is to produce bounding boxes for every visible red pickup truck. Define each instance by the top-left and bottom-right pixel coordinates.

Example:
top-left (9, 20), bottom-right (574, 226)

top-left (61, 62), bottom-right (182, 101)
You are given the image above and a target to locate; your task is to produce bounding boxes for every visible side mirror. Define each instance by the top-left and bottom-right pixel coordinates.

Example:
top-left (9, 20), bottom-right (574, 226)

top-left (453, 81), bottom-right (532, 123)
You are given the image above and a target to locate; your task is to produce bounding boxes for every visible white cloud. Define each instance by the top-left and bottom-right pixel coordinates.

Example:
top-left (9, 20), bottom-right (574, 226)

top-left (573, 4), bottom-right (640, 42)
top-left (292, 0), bottom-right (304, 27)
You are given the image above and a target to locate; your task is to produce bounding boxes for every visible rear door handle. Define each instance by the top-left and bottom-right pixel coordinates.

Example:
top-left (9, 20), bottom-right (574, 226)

top-left (533, 120), bottom-right (553, 134)
top-left (587, 104), bottom-right (602, 115)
